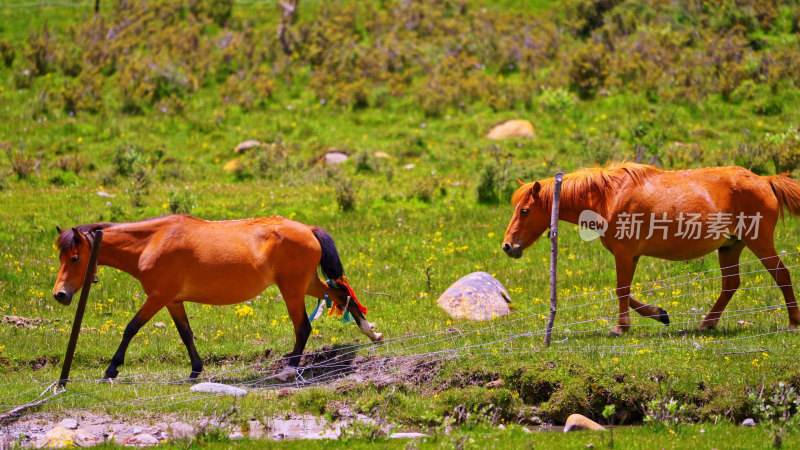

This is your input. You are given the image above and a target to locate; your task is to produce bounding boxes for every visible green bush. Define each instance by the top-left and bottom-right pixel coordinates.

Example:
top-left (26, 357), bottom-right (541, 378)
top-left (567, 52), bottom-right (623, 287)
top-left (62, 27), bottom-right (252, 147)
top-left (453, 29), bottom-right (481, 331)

top-left (0, 39), bottom-right (15, 68)
top-left (568, 42), bottom-right (609, 99)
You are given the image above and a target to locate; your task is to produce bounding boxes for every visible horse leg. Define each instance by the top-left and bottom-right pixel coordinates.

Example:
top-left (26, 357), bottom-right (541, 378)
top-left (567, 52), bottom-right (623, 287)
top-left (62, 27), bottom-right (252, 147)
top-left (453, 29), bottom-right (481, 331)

top-left (306, 277), bottom-right (383, 341)
top-left (698, 242), bottom-right (745, 331)
top-left (166, 302), bottom-right (203, 379)
top-left (627, 256), bottom-right (669, 326)
top-left (275, 283), bottom-right (312, 381)
top-left (610, 254), bottom-right (637, 336)
top-left (104, 297), bottom-right (164, 379)
top-left (747, 240), bottom-right (799, 330)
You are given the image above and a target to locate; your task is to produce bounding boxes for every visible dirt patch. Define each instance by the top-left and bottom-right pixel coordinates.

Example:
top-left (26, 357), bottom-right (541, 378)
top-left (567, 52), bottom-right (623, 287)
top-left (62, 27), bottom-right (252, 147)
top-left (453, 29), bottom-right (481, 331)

top-left (28, 357), bottom-right (58, 372)
top-left (1, 315), bottom-right (50, 329)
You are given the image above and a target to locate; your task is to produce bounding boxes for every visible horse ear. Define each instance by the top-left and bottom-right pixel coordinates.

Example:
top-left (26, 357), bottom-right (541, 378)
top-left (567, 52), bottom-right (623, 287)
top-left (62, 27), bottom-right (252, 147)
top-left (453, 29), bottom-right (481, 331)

top-left (516, 178), bottom-right (525, 187)
top-left (532, 181), bottom-right (541, 195)
top-left (71, 227), bottom-right (82, 242)
top-left (56, 226), bottom-right (63, 235)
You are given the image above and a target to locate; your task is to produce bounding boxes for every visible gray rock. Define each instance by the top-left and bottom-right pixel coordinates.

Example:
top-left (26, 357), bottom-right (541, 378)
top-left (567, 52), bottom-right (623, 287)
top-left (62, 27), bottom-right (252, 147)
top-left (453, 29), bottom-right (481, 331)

top-left (437, 272), bottom-right (512, 321)
top-left (324, 151), bottom-right (349, 165)
top-left (132, 426), bottom-right (143, 434)
top-left (234, 140), bottom-right (263, 154)
top-left (124, 433), bottom-right (160, 445)
top-left (58, 418), bottom-right (78, 430)
top-left (741, 418), bottom-right (756, 426)
top-left (190, 382), bottom-right (247, 396)
top-left (389, 432), bottom-right (428, 439)
top-left (229, 431), bottom-right (244, 440)
top-left (169, 421), bottom-right (195, 439)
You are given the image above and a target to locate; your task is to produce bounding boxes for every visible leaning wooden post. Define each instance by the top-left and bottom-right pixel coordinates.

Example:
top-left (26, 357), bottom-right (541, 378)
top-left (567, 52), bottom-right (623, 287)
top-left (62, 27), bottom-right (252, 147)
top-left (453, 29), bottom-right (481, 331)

top-left (544, 173), bottom-right (563, 347)
top-left (58, 230), bottom-right (103, 388)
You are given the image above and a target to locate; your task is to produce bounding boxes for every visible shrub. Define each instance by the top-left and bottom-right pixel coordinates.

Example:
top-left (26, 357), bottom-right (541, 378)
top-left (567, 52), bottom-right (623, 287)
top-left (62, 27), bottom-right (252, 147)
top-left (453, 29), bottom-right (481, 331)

top-left (0, 39), bottom-right (15, 68)
top-left (24, 23), bottom-right (56, 76)
top-left (335, 179), bottom-right (356, 211)
top-left (167, 186), bottom-right (196, 214)
top-left (538, 86), bottom-right (575, 113)
top-left (189, 0), bottom-right (234, 26)
top-left (477, 160), bottom-right (500, 204)
top-left (568, 41), bottom-right (609, 99)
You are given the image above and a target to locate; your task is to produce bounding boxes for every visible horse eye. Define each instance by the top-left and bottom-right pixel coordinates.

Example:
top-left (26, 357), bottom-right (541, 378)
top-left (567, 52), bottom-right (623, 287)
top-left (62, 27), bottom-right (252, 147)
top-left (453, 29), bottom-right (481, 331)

top-left (71, 255), bottom-right (80, 263)
top-left (520, 209), bottom-right (530, 215)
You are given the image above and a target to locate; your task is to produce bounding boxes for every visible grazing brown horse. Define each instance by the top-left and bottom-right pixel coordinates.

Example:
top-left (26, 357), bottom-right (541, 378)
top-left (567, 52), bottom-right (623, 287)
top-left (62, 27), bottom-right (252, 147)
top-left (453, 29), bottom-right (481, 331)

top-left (503, 163), bottom-right (800, 335)
top-left (52, 215), bottom-right (383, 380)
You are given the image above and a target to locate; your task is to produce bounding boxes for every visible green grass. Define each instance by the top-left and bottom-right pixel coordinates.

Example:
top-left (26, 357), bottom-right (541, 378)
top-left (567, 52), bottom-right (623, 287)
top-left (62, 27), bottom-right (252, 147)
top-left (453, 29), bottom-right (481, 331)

top-left (2, 0), bottom-right (800, 447)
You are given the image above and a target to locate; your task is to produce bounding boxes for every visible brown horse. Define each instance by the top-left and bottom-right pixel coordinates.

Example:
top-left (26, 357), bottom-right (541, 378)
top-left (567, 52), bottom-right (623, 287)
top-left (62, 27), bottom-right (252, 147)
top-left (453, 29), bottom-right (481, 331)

top-left (503, 163), bottom-right (800, 335)
top-left (52, 215), bottom-right (383, 380)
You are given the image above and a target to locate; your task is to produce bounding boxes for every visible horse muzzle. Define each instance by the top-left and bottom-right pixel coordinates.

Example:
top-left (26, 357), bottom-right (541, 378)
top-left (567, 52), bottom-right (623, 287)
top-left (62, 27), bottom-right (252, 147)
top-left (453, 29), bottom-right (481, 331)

top-left (502, 242), bottom-right (523, 259)
top-left (53, 289), bottom-right (74, 306)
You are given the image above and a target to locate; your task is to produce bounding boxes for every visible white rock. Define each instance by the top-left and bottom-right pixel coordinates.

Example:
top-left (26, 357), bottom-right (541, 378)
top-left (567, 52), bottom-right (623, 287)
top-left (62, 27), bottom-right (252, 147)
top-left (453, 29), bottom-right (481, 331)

top-left (234, 140), bottom-right (262, 154)
top-left (741, 418), bottom-right (756, 426)
top-left (389, 432), bottom-right (428, 439)
top-left (58, 418), bottom-right (78, 430)
top-left (437, 272), bottom-right (512, 321)
top-left (169, 421), bottom-right (195, 439)
top-left (124, 433), bottom-right (160, 445)
top-left (190, 382), bottom-right (247, 396)
top-left (324, 151), bottom-right (349, 165)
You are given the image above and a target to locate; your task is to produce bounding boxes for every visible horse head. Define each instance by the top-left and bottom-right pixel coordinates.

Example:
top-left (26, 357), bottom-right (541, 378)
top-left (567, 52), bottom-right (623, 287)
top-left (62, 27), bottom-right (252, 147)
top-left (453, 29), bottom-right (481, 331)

top-left (502, 179), bottom-right (551, 258)
top-left (52, 226), bottom-right (96, 305)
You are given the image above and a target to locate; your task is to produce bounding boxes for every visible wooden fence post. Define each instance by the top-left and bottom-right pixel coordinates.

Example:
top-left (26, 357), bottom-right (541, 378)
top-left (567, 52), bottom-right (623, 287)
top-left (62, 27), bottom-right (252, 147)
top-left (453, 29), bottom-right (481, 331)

top-left (58, 230), bottom-right (103, 388)
top-left (545, 173), bottom-right (563, 347)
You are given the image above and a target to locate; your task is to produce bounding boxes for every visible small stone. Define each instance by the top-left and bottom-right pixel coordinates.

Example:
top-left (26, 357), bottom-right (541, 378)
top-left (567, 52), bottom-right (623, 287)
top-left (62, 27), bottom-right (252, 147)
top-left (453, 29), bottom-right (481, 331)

top-left (58, 418), bottom-right (78, 429)
top-left (498, 424), bottom-right (505, 430)
top-left (39, 426), bottom-right (75, 447)
top-left (741, 418), bottom-right (756, 426)
top-left (132, 426), bottom-right (143, 434)
top-left (169, 421), bottom-right (194, 439)
top-left (223, 159), bottom-right (243, 173)
top-left (486, 119), bottom-right (535, 140)
top-left (229, 431), bottom-right (244, 440)
top-left (190, 382), bottom-right (247, 396)
top-left (564, 414), bottom-right (606, 432)
top-left (324, 151), bottom-right (348, 165)
top-left (404, 163), bottom-right (415, 170)
top-left (373, 151), bottom-right (390, 159)
top-left (234, 139), bottom-right (263, 154)
top-left (124, 433), bottom-right (160, 445)
top-left (389, 432), bottom-right (428, 439)
top-left (522, 427), bottom-right (532, 433)
top-left (96, 190), bottom-right (115, 198)
top-left (484, 379), bottom-right (504, 388)
top-left (153, 322), bottom-right (166, 328)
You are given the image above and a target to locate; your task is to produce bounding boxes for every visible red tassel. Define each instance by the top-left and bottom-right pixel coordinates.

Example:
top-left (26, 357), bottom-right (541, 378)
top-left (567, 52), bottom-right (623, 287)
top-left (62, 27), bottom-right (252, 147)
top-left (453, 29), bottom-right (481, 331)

top-left (333, 277), bottom-right (368, 316)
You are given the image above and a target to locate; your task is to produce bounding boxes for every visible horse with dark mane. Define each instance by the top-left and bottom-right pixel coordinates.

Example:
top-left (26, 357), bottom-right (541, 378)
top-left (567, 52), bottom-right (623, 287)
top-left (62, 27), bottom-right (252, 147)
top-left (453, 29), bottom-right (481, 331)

top-left (52, 215), bottom-right (382, 380)
top-left (503, 162), bottom-right (800, 335)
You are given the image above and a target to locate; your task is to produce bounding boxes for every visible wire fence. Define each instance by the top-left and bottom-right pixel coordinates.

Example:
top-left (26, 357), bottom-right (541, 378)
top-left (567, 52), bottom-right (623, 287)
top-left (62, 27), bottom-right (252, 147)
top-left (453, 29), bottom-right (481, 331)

top-left (2, 249), bottom-right (799, 421)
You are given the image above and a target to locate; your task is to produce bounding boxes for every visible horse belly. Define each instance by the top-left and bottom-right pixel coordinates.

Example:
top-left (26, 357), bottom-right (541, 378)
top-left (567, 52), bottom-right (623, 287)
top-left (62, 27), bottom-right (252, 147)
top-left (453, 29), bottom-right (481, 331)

top-left (639, 238), bottom-right (731, 261)
top-left (177, 263), bottom-right (275, 305)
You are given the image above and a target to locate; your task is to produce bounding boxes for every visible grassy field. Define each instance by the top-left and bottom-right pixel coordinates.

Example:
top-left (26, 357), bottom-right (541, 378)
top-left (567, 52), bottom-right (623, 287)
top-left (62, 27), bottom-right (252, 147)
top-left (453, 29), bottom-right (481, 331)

top-left (2, 0), bottom-right (800, 447)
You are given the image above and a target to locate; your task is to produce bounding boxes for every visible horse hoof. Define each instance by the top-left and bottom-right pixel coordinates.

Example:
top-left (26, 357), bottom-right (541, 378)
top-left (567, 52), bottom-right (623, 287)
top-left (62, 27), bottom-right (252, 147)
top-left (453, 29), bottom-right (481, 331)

top-left (275, 366), bottom-right (297, 382)
top-left (103, 369), bottom-right (118, 380)
top-left (658, 308), bottom-right (670, 326)
top-left (608, 327), bottom-right (625, 337)
top-left (789, 323), bottom-right (799, 332)
top-left (697, 320), bottom-right (717, 331)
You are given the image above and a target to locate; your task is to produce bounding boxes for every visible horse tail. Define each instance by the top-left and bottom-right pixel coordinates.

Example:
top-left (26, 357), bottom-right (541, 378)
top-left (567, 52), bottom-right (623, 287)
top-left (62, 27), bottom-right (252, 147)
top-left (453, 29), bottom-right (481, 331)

top-left (766, 174), bottom-right (800, 217)
top-left (311, 226), bottom-right (345, 281)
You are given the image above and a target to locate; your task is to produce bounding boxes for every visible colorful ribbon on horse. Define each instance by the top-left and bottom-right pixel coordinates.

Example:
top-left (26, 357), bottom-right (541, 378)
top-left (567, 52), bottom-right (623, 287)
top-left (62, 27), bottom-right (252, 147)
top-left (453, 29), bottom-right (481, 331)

top-left (308, 277), bottom-right (367, 323)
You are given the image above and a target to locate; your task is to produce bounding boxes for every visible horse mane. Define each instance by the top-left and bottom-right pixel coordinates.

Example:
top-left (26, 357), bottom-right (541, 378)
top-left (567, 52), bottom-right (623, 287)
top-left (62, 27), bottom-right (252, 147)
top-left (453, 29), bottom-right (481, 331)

top-left (57, 222), bottom-right (114, 253)
top-left (511, 162), bottom-right (660, 211)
